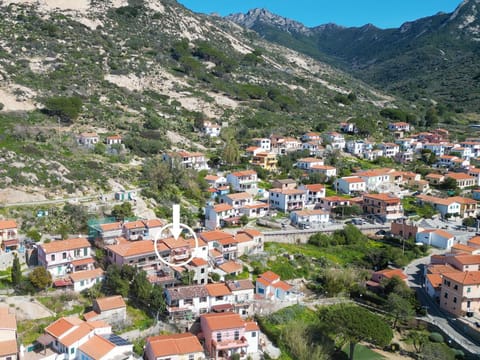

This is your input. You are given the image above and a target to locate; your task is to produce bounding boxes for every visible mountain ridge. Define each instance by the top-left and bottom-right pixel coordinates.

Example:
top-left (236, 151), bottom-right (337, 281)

top-left (226, 0), bottom-right (480, 112)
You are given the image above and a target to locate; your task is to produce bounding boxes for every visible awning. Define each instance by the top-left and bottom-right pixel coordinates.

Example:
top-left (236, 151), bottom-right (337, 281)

top-left (2, 239), bottom-right (19, 247)
top-left (37, 333), bottom-right (55, 346)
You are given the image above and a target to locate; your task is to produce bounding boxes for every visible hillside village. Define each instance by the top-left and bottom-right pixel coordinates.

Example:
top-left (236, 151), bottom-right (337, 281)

top-left (2, 0), bottom-right (480, 359)
top-left (3, 119), bottom-right (480, 360)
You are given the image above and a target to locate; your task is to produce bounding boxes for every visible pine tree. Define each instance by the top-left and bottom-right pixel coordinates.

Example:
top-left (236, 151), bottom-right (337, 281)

top-left (11, 253), bottom-right (21, 287)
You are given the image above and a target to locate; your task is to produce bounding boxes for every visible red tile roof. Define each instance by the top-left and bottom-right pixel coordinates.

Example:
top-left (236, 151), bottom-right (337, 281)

top-left (206, 283), bottom-right (232, 297)
top-left (0, 220), bottom-right (17, 230)
top-left (201, 312), bottom-right (245, 331)
top-left (230, 170), bottom-right (257, 177)
top-left (45, 317), bottom-right (83, 337)
top-left (259, 271), bottom-right (280, 283)
top-left (374, 268), bottom-right (407, 280)
top-left (443, 271), bottom-right (480, 285)
top-left (78, 335), bottom-right (115, 360)
top-left (147, 333), bottom-right (203, 357)
top-left (41, 238), bottom-right (90, 254)
top-left (69, 268), bottom-right (104, 283)
top-left (0, 339), bottom-right (17, 356)
top-left (95, 295), bottom-right (126, 312)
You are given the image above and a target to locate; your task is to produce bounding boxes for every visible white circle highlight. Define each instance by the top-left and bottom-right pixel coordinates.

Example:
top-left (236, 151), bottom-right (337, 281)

top-left (153, 222), bottom-right (199, 267)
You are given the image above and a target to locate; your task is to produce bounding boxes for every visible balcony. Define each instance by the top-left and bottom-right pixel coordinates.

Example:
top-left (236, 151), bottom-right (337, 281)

top-left (213, 337), bottom-right (248, 351)
top-left (173, 253), bottom-right (190, 261)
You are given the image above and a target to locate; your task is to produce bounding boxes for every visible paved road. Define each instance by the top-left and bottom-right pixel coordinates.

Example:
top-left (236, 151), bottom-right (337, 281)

top-left (405, 253), bottom-right (480, 356)
top-left (0, 188), bottom-right (143, 207)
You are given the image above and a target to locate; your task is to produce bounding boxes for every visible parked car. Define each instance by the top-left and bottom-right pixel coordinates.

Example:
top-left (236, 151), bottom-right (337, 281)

top-left (298, 222), bottom-right (311, 230)
top-left (351, 218), bottom-right (365, 225)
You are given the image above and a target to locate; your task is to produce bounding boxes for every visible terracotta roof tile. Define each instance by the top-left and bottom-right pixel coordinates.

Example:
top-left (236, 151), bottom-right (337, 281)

top-left (0, 220), bottom-right (17, 230)
top-left (147, 333), bottom-right (203, 357)
top-left (78, 335), bottom-right (115, 360)
top-left (99, 222), bottom-right (122, 232)
top-left (0, 308), bottom-right (16, 330)
top-left (237, 229), bottom-right (262, 238)
top-left (303, 184), bottom-right (325, 191)
top-left (106, 240), bottom-right (167, 258)
top-left (468, 236), bottom-right (480, 246)
top-left (206, 283), bottom-right (232, 296)
top-left (41, 238), bottom-right (90, 254)
top-left (443, 271), bottom-right (480, 285)
top-left (201, 312), bottom-right (245, 331)
top-left (213, 204), bottom-right (234, 212)
top-left (95, 295), bottom-right (126, 312)
top-left (259, 271), bottom-right (280, 283)
top-left (190, 257), bottom-right (208, 267)
top-left (273, 280), bottom-right (292, 291)
top-left (226, 279), bottom-right (254, 291)
top-left (451, 254), bottom-right (480, 265)
top-left (60, 322), bottom-right (92, 347)
top-left (200, 231), bottom-right (233, 242)
top-left (69, 268), bottom-right (104, 283)
top-left (374, 268), bottom-right (407, 280)
top-left (0, 339), bottom-right (17, 356)
top-left (452, 243), bottom-right (476, 253)
top-left (45, 317), bottom-right (83, 338)
top-left (218, 261), bottom-right (243, 274)
top-left (245, 321), bottom-right (259, 332)
top-left (227, 192), bottom-right (252, 200)
top-left (230, 170), bottom-right (257, 177)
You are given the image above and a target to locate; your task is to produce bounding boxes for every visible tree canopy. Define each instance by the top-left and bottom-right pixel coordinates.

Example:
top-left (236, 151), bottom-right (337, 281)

top-left (321, 304), bottom-right (393, 360)
top-left (44, 96), bottom-right (83, 122)
top-left (29, 266), bottom-right (52, 289)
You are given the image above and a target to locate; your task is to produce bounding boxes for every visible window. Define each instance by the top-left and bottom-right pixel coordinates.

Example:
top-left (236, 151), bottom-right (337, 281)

top-left (234, 330), bottom-right (240, 340)
top-left (70, 347), bottom-right (75, 354)
top-left (444, 293), bottom-right (448, 299)
top-left (251, 331), bottom-right (257, 337)
top-left (454, 284), bottom-right (458, 290)
top-left (216, 332), bottom-right (222, 342)
top-left (453, 297), bottom-right (457, 303)
top-left (51, 254), bottom-right (55, 261)
top-left (62, 252), bottom-right (67, 259)
top-left (189, 355), bottom-right (194, 360)
top-left (80, 280), bottom-right (85, 286)
top-left (84, 248), bottom-right (88, 256)
top-left (467, 287), bottom-right (471, 293)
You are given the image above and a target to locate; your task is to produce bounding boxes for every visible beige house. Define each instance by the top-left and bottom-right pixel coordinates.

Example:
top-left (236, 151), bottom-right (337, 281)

top-left (84, 295), bottom-right (127, 324)
top-left (440, 271), bottom-right (480, 316)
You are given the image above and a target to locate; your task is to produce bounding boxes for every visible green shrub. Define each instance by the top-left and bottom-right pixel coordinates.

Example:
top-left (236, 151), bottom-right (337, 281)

top-left (429, 332), bottom-right (444, 343)
top-left (44, 96), bottom-right (83, 122)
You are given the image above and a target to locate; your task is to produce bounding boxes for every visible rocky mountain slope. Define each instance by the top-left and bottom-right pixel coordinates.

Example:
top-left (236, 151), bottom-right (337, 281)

top-left (227, 0), bottom-right (480, 112)
top-left (0, 0), bottom-right (399, 202)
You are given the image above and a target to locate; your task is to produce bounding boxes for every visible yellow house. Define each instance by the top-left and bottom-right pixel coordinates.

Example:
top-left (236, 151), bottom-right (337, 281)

top-left (251, 152), bottom-right (277, 171)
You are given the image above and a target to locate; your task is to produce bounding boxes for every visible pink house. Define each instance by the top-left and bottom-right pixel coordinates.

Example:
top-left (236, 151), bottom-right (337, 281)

top-left (255, 271), bottom-right (292, 301)
top-left (200, 312), bottom-right (259, 360)
top-left (0, 219), bottom-right (19, 251)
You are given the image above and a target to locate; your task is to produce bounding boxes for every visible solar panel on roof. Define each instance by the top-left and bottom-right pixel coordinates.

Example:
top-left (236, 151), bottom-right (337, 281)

top-left (102, 333), bottom-right (131, 346)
